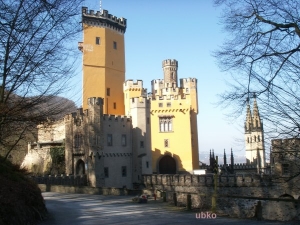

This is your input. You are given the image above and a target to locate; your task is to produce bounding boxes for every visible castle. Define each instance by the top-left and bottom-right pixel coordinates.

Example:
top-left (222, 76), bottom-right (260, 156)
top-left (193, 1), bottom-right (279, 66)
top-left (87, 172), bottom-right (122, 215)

top-left (23, 7), bottom-right (298, 191)
top-left (24, 7), bottom-right (199, 188)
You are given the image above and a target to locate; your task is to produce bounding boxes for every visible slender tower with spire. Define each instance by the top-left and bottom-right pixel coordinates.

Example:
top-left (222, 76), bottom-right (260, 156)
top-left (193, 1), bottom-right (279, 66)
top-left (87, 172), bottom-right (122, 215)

top-left (244, 94), bottom-right (266, 172)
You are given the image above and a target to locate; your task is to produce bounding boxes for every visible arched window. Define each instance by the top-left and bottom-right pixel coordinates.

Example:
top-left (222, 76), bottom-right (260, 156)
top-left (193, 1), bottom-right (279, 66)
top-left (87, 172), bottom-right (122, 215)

top-left (256, 120), bottom-right (258, 127)
top-left (164, 122), bottom-right (168, 131)
top-left (247, 137), bottom-right (249, 143)
top-left (254, 136), bottom-right (257, 142)
top-left (168, 121), bottom-right (172, 131)
top-left (160, 122), bottom-right (164, 132)
top-left (258, 135), bottom-right (260, 142)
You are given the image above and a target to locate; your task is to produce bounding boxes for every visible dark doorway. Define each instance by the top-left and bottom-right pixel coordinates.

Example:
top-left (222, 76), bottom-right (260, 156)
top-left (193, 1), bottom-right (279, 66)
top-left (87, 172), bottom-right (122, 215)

top-left (76, 159), bottom-right (85, 175)
top-left (159, 155), bottom-right (176, 174)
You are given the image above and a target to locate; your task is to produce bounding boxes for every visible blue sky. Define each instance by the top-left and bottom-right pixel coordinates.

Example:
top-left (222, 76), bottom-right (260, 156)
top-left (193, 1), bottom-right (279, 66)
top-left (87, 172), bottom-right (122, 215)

top-left (68, 0), bottom-right (248, 164)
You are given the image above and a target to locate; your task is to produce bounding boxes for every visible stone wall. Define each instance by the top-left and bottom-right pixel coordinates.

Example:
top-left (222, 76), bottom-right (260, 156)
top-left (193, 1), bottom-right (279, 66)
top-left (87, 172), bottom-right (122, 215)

top-left (142, 174), bottom-right (300, 221)
top-left (31, 174), bottom-right (87, 186)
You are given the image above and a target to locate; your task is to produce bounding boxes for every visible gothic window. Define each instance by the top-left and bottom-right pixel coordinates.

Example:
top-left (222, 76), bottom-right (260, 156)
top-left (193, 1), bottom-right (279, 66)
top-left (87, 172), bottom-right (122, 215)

top-left (107, 134), bottom-right (113, 146)
top-left (282, 164), bottom-right (289, 175)
top-left (164, 122), bottom-right (167, 131)
top-left (104, 167), bottom-right (109, 178)
top-left (256, 120), bottom-right (258, 127)
top-left (122, 166), bottom-right (127, 177)
top-left (164, 139), bottom-right (169, 148)
top-left (74, 133), bottom-right (82, 148)
top-left (254, 136), bottom-right (257, 142)
top-left (95, 135), bottom-right (101, 146)
top-left (159, 116), bottom-right (173, 132)
top-left (258, 135), bottom-right (260, 142)
top-left (121, 134), bottom-right (126, 146)
top-left (247, 137), bottom-right (249, 143)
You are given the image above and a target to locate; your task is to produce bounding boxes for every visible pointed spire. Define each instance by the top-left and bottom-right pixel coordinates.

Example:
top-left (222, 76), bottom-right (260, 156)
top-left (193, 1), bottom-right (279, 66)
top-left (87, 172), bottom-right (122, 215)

top-left (245, 99), bottom-right (252, 132)
top-left (252, 93), bottom-right (260, 118)
top-left (223, 149), bottom-right (227, 165)
top-left (212, 149), bottom-right (215, 159)
top-left (230, 148), bottom-right (234, 171)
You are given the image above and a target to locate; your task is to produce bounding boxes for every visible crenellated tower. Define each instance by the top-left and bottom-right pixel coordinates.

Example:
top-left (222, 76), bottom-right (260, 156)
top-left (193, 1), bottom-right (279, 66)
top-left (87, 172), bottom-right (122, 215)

top-left (162, 59), bottom-right (178, 86)
top-left (79, 7), bottom-right (126, 115)
top-left (244, 95), bottom-right (266, 172)
top-left (150, 59), bottom-right (199, 174)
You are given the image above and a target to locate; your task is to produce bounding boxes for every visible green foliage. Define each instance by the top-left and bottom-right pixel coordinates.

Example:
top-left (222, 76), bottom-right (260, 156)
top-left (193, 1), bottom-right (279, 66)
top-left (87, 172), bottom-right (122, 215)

top-left (50, 147), bottom-right (65, 165)
top-left (49, 147), bottom-right (65, 175)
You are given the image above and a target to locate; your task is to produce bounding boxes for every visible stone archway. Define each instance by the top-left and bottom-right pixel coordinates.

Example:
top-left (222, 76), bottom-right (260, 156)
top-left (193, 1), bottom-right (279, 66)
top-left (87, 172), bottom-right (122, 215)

top-left (75, 159), bottom-right (85, 175)
top-left (159, 155), bottom-right (176, 174)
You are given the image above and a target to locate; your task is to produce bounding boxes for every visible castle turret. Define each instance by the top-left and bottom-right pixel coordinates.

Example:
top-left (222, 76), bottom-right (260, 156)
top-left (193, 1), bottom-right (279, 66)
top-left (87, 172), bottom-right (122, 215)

top-left (162, 59), bottom-right (178, 87)
top-left (80, 7), bottom-right (126, 115)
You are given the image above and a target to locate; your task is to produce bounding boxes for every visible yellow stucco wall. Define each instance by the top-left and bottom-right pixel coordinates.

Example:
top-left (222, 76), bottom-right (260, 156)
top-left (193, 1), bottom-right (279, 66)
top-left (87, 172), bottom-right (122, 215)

top-left (150, 94), bottom-right (199, 173)
top-left (82, 24), bottom-right (125, 115)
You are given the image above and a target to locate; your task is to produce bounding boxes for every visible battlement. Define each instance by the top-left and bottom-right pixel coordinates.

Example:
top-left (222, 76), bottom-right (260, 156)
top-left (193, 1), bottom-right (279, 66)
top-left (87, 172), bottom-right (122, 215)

top-left (130, 97), bottom-right (150, 108)
top-left (102, 114), bottom-right (131, 122)
top-left (271, 138), bottom-right (300, 152)
top-left (124, 79), bottom-right (143, 90)
top-left (162, 59), bottom-right (178, 68)
top-left (82, 7), bottom-right (127, 33)
top-left (180, 78), bottom-right (197, 89)
top-left (88, 97), bottom-right (103, 106)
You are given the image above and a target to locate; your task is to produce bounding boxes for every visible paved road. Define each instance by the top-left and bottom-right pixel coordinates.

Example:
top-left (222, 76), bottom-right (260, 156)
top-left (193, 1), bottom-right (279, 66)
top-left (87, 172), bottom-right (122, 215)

top-left (40, 192), bottom-right (295, 225)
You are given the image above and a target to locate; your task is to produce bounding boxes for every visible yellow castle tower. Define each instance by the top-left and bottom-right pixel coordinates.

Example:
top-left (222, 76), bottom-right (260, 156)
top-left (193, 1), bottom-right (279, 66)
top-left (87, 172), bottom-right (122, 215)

top-left (150, 59), bottom-right (199, 174)
top-left (79, 7), bottom-right (126, 114)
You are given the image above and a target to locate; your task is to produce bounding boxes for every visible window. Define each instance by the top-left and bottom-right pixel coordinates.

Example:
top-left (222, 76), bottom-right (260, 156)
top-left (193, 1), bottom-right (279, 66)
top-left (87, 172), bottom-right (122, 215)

top-left (96, 37), bottom-right (100, 45)
top-left (140, 141), bottom-right (144, 148)
top-left (167, 102), bottom-right (171, 107)
top-left (113, 41), bottom-right (117, 49)
top-left (74, 133), bottom-right (82, 148)
top-left (254, 136), bottom-right (257, 142)
top-left (159, 116), bottom-right (173, 132)
top-left (146, 161), bottom-right (149, 168)
top-left (164, 139), bottom-right (169, 148)
top-left (159, 103), bottom-right (163, 107)
top-left (122, 166), bottom-right (127, 177)
top-left (121, 134), bottom-right (126, 146)
top-left (113, 102), bottom-right (116, 109)
top-left (96, 135), bottom-right (101, 146)
top-left (258, 135), bottom-right (260, 142)
top-left (104, 167), bottom-right (109, 178)
top-left (107, 88), bottom-right (110, 96)
top-left (107, 134), bottom-right (113, 146)
top-left (247, 137), bottom-right (249, 143)
top-left (282, 164), bottom-right (289, 175)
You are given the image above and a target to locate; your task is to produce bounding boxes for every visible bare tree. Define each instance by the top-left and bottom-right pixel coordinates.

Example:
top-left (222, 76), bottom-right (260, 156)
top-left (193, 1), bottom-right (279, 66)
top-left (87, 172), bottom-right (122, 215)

top-left (0, 0), bottom-right (83, 162)
top-left (213, 0), bottom-right (300, 140)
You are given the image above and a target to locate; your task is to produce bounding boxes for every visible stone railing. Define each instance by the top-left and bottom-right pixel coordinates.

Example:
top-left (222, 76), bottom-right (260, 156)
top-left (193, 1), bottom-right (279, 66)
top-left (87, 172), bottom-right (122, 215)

top-left (31, 174), bottom-right (87, 186)
top-left (142, 174), bottom-right (272, 188)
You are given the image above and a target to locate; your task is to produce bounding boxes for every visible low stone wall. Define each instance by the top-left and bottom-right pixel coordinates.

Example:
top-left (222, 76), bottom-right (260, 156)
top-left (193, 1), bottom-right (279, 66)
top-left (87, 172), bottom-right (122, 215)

top-left (142, 174), bottom-right (300, 221)
top-left (38, 184), bottom-right (142, 196)
top-left (31, 174), bottom-right (87, 186)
